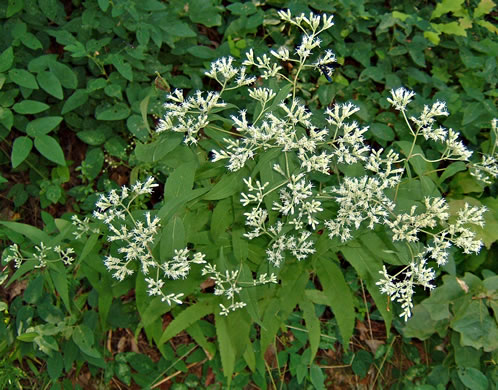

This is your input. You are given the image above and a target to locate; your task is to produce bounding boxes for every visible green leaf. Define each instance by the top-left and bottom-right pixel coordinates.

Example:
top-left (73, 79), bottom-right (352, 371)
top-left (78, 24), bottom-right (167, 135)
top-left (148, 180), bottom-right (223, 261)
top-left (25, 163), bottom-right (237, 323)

top-left (215, 312), bottom-right (236, 386)
top-left (187, 46), bottom-right (217, 59)
top-left (474, 0), bottom-right (495, 18)
top-left (210, 198), bottom-right (232, 243)
top-left (432, 0), bottom-right (465, 19)
top-left (370, 123), bottom-right (395, 141)
top-left (309, 364), bottom-right (325, 390)
top-left (82, 147), bottom-right (104, 180)
top-left (0, 107), bottom-right (14, 131)
top-left (315, 256), bottom-right (355, 346)
top-left (164, 162), bottom-right (196, 199)
top-left (158, 300), bottom-right (214, 345)
top-left (39, 0), bottom-right (58, 20)
top-left (95, 103), bottom-right (130, 120)
top-left (160, 216), bottom-right (185, 260)
top-left (72, 325), bottom-right (101, 358)
top-left (0, 47), bottom-right (14, 72)
top-left (462, 102), bottom-right (486, 126)
top-left (49, 61), bottom-right (77, 89)
top-left (204, 169), bottom-right (246, 200)
top-left (34, 135), bottom-right (65, 165)
top-left (457, 367), bottom-right (489, 390)
top-left (340, 243), bottom-right (392, 334)
top-left (7, 0), bottom-right (24, 17)
top-left (62, 90), bottom-right (88, 114)
top-left (47, 354), bottom-right (63, 380)
top-left (300, 297), bottom-right (320, 364)
top-left (110, 55), bottom-right (133, 81)
top-left (127, 115), bottom-right (149, 141)
top-left (11, 136), bottom-right (33, 168)
top-left (188, 0), bottom-right (222, 27)
top-left (26, 116), bottom-right (63, 137)
top-left (8, 69), bottom-right (38, 89)
top-left (37, 71), bottom-right (63, 99)
top-left (134, 133), bottom-right (183, 162)
top-left (97, 0), bottom-right (109, 11)
top-left (24, 275), bottom-right (44, 304)
top-left (77, 129), bottom-right (107, 145)
top-left (12, 100), bottom-right (49, 114)
top-left (0, 221), bottom-right (50, 243)
top-left (439, 162), bottom-right (466, 183)
top-left (351, 350), bottom-right (373, 378)
top-left (21, 33), bottom-right (42, 50)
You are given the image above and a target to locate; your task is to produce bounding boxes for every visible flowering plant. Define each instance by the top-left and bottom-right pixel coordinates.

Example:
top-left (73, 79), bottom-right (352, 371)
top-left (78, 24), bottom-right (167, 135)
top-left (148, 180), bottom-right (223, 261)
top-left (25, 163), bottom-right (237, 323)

top-left (2, 8), bottom-right (496, 385)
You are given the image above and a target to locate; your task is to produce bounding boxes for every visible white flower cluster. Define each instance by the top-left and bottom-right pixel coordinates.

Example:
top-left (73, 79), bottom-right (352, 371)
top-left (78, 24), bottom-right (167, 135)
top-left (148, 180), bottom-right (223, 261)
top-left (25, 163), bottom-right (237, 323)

top-left (377, 257), bottom-right (436, 321)
top-left (3, 242), bottom-right (74, 269)
top-left (470, 118), bottom-right (498, 184)
top-left (156, 89), bottom-right (227, 144)
top-left (71, 215), bottom-right (99, 239)
top-left (205, 56), bottom-right (256, 87)
top-left (202, 264), bottom-right (277, 315)
top-left (91, 177), bottom-right (207, 306)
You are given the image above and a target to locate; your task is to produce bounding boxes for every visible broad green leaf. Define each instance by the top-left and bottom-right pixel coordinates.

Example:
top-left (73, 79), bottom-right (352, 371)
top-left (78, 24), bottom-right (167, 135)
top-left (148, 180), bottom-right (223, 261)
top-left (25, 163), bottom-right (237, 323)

top-left (370, 123), bottom-right (395, 141)
top-left (160, 215), bottom-right (185, 260)
top-left (11, 136), bottom-right (33, 168)
top-left (475, 0), bottom-right (496, 17)
top-left (8, 69), bottom-right (38, 89)
top-left (451, 300), bottom-right (498, 352)
top-left (62, 90), bottom-right (88, 114)
top-left (95, 103), bottom-right (130, 120)
top-left (134, 133), bottom-right (183, 162)
top-left (49, 61), bottom-right (77, 89)
top-left (110, 55), bottom-right (133, 81)
top-left (0, 221), bottom-right (50, 243)
top-left (309, 364), bottom-right (326, 390)
top-left (436, 21), bottom-right (467, 36)
top-left (204, 169), bottom-right (247, 200)
top-left (97, 0), bottom-right (109, 11)
top-left (0, 47), bottom-right (14, 72)
top-left (46, 350), bottom-right (63, 380)
top-left (12, 100), bottom-right (49, 114)
top-left (300, 297), bottom-right (320, 364)
top-left (72, 325), bottom-right (101, 358)
top-left (215, 312), bottom-right (236, 386)
top-left (24, 275), bottom-right (44, 303)
top-left (21, 33), bottom-right (42, 50)
top-left (127, 115), bottom-right (149, 141)
top-left (0, 107), bottom-right (14, 130)
top-left (210, 198), bottom-right (233, 243)
top-left (315, 256), bottom-right (355, 346)
top-left (186, 322), bottom-right (216, 359)
top-left (158, 300), bottom-right (214, 345)
top-left (7, 0), bottom-right (24, 18)
top-left (77, 129), bottom-right (107, 145)
top-left (457, 367), bottom-right (489, 390)
top-left (39, 0), bottom-right (58, 20)
top-left (164, 162), bottom-right (196, 199)
top-left (187, 46), bottom-right (217, 59)
top-left (431, 0), bottom-right (465, 19)
top-left (439, 162), bottom-right (466, 183)
top-left (188, 0), bottom-right (222, 27)
top-left (26, 116), bottom-right (63, 137)
top-left (462, 102), bottom-right (486, 125)
top-left (34, 135), bottom-right (65, 165)
top-left (340, 244), bottom-right (392, 333)
top-left (37, 71), bottom-right (63, 99)
top-left (82, 147), bottom-right (104, 180)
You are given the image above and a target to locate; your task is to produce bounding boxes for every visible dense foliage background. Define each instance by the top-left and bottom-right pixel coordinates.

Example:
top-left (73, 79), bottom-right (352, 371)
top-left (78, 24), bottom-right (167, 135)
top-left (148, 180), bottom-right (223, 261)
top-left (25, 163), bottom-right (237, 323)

top-left (0, 0), bottom-right (496, 389)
